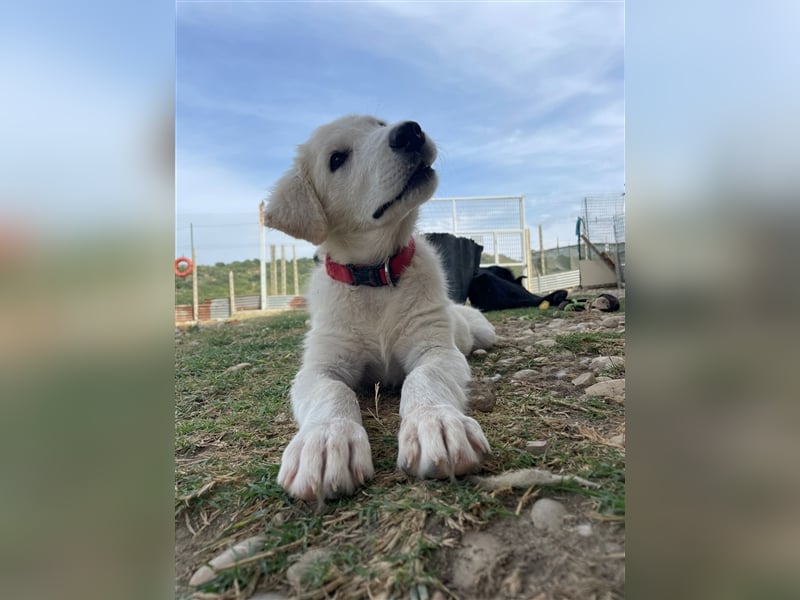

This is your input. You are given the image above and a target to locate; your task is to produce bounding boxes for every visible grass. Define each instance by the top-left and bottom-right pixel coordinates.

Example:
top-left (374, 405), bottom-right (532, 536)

top-left (175, 302), bottom-right (625, 598)
top-left (555, 331), bottom-right (624, 355)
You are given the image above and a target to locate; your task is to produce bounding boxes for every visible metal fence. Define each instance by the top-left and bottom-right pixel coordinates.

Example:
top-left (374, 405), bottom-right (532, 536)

top-left (175, 295), bottom-right (307, 323)
top-left (418, 195), bottom-right (534, 287)
top-left (583, 193), bottom-right (626, 245)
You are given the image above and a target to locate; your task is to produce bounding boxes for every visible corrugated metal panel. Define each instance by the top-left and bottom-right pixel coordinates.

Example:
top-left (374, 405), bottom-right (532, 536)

top-left (210, 298), bottom-right (231, 320)
top-left (529, 269), bottom-right (581, 294)
top-left (175, 305), bottom-right (193, 323)
top-left (174, 295), bottom-right (306, 324)
top-left (235, 295), bottom-right (261, 311)
top-left (198, 301), bottom-right (212, 322)
top-left (264, 295), bottom-right (307, 310)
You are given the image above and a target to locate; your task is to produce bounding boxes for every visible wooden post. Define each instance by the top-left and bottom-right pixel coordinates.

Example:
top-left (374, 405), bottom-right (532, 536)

top-left (280, 245), bottom-right (287, 296)
top-left (269, 245), bottom-right (277, 296)
top-left (259, 201), bottom-right (267, 310)
top-left (228, 270), bottom-right (235, 316)
top-left (191, 223), bottom-right (199, 323)
top-left (538, 224), bottom-right (546, 275)
top-left (292, 245), bottom-right (299, 296)
top-left (191, 248), bottom-right (199, 323)
top-left (524, 227), bottom-right (535, 293)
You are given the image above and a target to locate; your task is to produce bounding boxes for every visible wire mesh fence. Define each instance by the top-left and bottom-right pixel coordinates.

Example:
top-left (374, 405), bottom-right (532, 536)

top-left (418, 195), bottom-right (525, 233)
top-left (176, 192), bottom-right (625, 321)
top-left (583, 193), bottom-right (625, 245)
top-left (418, 196), bottom-right (530, 270)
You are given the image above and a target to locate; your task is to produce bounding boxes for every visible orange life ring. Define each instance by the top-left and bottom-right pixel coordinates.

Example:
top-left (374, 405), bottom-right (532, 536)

top-left (175, 257), bottom-right (193, 277)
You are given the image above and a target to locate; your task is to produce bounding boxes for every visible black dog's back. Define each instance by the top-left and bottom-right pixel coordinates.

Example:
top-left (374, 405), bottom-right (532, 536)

top-left (468, 271), bottom-right (567, 311)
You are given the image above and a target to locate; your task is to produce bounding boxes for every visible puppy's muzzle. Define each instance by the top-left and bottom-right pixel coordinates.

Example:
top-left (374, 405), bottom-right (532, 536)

top-left (389, 121), bottom-right (426, 153)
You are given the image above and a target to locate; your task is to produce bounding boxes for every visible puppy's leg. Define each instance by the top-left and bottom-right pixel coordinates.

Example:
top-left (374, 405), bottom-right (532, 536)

top-left (449, 303), bottom-right (496, 353)
top-left (277, 365), bottom-right (374, 502)
top-left (396, 344), bottom-right (490, 479)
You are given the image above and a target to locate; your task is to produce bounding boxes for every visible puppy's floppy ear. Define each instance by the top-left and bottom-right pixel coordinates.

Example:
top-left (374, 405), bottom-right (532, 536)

top-left (264, 167), bottom-right (328, 245)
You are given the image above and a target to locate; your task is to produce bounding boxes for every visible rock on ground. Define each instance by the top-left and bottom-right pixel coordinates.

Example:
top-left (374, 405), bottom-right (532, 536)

top-left (530, 498), bottom-right (568, 532)
top-left (286, 548), bottom-right (334, 593)
top-left (572, 372), bottom-right (597, 387)
top-left (583, 379), bottom-right (625, 401)
top-left (589, 356), bottom-right (625, 372)
top-left (511, 369), bottom-right (537, 381)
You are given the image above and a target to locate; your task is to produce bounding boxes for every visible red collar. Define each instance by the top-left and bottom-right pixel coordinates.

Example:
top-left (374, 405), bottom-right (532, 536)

top-left (325, 238), bottom-right (416, 287)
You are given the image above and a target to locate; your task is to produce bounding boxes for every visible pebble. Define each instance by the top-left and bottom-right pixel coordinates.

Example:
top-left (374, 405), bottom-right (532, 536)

top-left (583, 379), bottom-right (625, 402)
top-left (571, 372), bottom-right (597, 387)
top-left (589, 356), bottom-right (624, 372)
top-left (286, 548), bottom-right (334, 592)
top-left (472, 348), bottom-right (487, 357)
top-left (530, 498), bottom-right (568, 532)
top-left (225, 362), bottom-right (252, 373)
top-left (511, 369), bottom-right (537, 381)
top-left (601, 316), bottom-right (624, 328)
top-left (498, 356), bottom-right (524, 366)
top-left (525, 440), bottom-right (549, 455)
top-left (469, 384), bottom-right (497, 412)
top-left (575, 523), bottom-right (593, 537)
top-left (535, 339), bottom-right (557, 348)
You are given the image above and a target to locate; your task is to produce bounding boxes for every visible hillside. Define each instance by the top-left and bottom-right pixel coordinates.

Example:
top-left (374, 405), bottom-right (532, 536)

top-left (175, 250), bottom-right (538, 305)
top-left (175, 257), bottom-right (317, 305)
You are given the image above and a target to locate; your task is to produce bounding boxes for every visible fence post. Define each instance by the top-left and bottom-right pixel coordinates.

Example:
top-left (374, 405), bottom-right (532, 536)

top-left (191, 249), bottom-right (199, 323)
top-left (524, 227), bottom-right (534, 292)
top-left (259, 204), bottom-right (267, 310)
top-left (228, 270), bottom-right (235, 316)
top-left (280, 245), bottom-right (287, 296)
top-left (270, 245), bottom-right (277, 296)
top-left (538, 224), bottom-right (546, 275)
top-left (292, 245), bottom-right (299, 296)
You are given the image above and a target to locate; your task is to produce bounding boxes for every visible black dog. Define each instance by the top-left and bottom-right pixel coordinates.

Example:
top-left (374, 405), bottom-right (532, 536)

top-left (468, 268), bottom-right (567, 312)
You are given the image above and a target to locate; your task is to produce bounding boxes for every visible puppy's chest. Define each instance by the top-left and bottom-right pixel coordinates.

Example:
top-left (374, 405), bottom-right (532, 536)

top-left (311, 273), bottom-right (416, 326)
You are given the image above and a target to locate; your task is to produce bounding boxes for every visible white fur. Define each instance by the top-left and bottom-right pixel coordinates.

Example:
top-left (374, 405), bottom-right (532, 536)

top-left (264, 115), bottom-right (496, 502)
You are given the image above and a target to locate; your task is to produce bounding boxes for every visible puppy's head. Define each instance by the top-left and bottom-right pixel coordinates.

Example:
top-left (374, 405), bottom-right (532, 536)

top-left (264, 115), bottom-right (438, 245)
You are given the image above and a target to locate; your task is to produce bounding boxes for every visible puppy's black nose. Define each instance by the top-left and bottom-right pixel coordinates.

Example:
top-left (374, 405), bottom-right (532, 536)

top-left (389, 121), bottom-right (425, 153)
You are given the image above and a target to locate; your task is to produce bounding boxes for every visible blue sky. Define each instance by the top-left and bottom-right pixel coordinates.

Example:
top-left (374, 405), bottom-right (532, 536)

top-left (176, 1), bottom-right (624, 263)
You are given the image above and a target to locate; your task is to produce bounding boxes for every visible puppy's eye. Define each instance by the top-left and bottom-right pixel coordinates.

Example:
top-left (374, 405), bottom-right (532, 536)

top-left (377, 120), bottom-right (387, 127)
top-left (329, 151), bottom-right (349, 172)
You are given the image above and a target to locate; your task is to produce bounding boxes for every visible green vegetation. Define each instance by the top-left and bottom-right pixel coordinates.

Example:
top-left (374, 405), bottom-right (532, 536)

top-left (174, 257), bottom-right (317, 305)
top-left (555, 331), bottom-right (624, 355)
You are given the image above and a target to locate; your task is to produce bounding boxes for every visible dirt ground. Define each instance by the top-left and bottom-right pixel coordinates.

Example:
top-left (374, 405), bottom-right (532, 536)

top-left (434, 302), bottom-right (625, 600)
top-left (438, 495), bottom-right (624, 600)
top-left (175, 290), bottom-right (625, 599)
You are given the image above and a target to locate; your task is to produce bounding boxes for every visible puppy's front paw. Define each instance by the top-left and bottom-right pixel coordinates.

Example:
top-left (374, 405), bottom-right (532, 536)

top-left (277, 419), bottom-right (374, 501)
top-left (397, 406), bottom-right (490, 479)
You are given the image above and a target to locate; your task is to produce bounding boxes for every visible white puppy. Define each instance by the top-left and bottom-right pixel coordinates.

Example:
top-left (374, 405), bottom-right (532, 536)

top-left (264, 115), bottom-right (495, 502)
